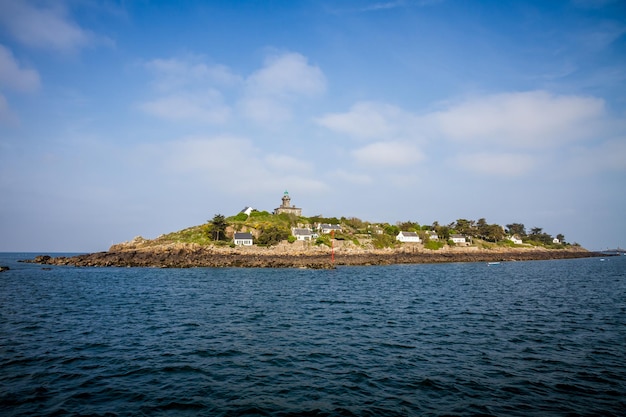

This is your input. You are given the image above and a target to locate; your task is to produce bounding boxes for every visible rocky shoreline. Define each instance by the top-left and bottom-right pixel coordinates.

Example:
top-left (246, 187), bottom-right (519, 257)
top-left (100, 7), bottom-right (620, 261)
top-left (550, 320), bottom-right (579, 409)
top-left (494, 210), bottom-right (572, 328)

top-left (23, 243), bottom-right (602, 269)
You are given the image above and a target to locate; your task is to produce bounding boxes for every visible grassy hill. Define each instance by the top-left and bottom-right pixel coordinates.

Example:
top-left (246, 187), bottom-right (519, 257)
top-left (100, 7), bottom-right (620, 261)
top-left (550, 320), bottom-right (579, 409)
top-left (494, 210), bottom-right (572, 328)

top-left (121, 210), bottom-right (577, 251)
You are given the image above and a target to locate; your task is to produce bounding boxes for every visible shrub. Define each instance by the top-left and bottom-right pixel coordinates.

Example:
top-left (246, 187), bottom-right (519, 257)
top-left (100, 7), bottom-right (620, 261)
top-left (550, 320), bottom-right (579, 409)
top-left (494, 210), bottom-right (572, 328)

top-left (372, 234), bottom-right (395, 249)
top-left (315, 235), bottom-right (331, 247)
top-left (257, 225), bottom-right (290, 246)
top-left (287, 235), bottom-right (296, 244)
top-left (232, 212), bottom-right (248, 222)
top-left (424, 240), bottom-right (445, 250)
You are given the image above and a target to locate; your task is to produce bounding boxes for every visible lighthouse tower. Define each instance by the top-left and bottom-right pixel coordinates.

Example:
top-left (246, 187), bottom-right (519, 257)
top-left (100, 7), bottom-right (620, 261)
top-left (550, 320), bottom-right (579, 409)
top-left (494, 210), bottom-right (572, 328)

top-left (281, 190), bottom-right (291, 208)
top-left (273, 190), bottom-right (302, 216)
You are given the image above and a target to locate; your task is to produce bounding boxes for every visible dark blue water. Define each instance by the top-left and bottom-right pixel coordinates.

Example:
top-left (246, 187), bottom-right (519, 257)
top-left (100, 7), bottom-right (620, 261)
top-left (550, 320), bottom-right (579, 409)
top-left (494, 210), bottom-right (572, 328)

top-left (1, 253), bottom-right (625, 416)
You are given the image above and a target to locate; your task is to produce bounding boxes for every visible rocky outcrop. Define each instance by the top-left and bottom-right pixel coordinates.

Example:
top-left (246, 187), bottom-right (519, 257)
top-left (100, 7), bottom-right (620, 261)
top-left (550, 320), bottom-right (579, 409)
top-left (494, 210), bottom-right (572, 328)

top-left (0, 266), bottom-right (9, 272)
top-left (23, 244), bottom-right (602, 269)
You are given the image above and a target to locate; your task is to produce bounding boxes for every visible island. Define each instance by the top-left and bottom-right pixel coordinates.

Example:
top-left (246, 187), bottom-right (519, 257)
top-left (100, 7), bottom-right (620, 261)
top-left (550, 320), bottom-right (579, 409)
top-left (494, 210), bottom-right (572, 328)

top-left (25, 191), bottom-right (602, 269)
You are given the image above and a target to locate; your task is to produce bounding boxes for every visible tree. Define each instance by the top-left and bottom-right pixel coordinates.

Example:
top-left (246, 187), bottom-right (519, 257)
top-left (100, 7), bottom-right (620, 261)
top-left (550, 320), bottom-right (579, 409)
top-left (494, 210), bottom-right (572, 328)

top-left (257, 226), bottom-right (290, 246)
top-left (556, 233), bottom-right (565, 243)
top-left (437, 226), bottom-right (451, 241)
top-left (506, 223), bottom-right (526, 237)
top-left (210, 214), bottom-right (227, 241)
top-left (455, 219), bottom-right (474, 236)
top-left (483, 224), bottom-right (505, 242)
top-left (397, 220), bottom-right (420, 231)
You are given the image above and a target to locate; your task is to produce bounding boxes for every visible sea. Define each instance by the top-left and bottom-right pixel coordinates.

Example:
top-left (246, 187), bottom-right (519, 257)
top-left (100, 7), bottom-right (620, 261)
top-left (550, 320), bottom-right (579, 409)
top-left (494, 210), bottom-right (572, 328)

top-left (1, 253), bottom-right (624, 417)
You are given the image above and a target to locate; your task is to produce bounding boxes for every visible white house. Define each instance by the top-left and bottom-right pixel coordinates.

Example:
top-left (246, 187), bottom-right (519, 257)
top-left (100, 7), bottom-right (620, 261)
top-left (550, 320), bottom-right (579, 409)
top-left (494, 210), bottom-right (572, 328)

top-left (508, 235), bottom-right (523, 244)
top-left (240, 207), bottom-right (254, 216)
top-left (292, 228), bottom-right (313, 241)
top-left (451, 234), bottom-right (467, 244)
top-left (233, 232), bottom-right (254, 246)
top-left (319, 223), bottom-right (342, 234)
top-left (427, 231), bottom-right (439, 241)
top-left (396, 231), bottom-right (421, 243)
top-left (553, 237), bottom-right (560, 244)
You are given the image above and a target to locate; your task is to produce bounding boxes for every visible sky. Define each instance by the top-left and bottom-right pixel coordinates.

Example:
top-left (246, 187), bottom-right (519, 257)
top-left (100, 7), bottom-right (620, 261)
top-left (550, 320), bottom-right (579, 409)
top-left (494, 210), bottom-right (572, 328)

top-left (0, 0), bottom-right (625, 252)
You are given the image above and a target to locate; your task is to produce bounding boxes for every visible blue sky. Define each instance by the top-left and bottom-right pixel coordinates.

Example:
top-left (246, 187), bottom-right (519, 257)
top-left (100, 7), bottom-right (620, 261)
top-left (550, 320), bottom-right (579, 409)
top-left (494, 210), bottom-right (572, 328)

top-left (1, 0), bottom-right (625, 252)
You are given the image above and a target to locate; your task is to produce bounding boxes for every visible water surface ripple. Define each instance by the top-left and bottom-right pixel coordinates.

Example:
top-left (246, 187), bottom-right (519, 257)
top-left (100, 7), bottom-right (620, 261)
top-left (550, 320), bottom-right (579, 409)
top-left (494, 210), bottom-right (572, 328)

top-left (1, 254), bottom-right (625, 416)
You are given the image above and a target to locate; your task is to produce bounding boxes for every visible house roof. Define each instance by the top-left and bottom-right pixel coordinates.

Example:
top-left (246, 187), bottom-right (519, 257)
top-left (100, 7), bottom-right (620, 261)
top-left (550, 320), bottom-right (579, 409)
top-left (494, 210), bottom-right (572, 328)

top-left (234, 232), bottom-right (253, 240)
top-left (320, 223), bottom-right (341, 229)
top-left (451, 234), bottom-right (466, 239)
top-left (292, 228), bottom-right (312, 236)
top-left (399, 231), bottom-right (419, 237)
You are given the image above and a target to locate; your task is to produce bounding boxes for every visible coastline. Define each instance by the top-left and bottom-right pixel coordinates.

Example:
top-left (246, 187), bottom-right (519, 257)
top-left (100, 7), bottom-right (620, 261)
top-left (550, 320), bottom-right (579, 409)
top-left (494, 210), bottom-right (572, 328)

top-left (24, 243), bottom-right (602, 269)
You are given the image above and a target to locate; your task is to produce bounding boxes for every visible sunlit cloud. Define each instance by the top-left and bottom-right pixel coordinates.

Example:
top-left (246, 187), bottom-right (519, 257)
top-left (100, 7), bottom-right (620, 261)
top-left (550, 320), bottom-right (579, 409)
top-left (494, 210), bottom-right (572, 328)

top-left (450, 152), bottom-right (536, 176)
top-left (352, 141), bottom-right (424, 166)
top-left (316, 101), bottom-right (421, 141)
top-left (139, 90), bottom-right (231, 124)
top-left (240, 52), bottom-right (326, 125)
top-left (0, 45), bottom-right (40, 91)
top-left (432, 91), bottom-right (606, 148)
top-left (265, 154), bottom-right (313, 173)
top-left (140, 136), bottom-right (327, 195)
top-left (567, 138), bottom-right (626, 174)
top-left (0, 93), bottom-right (18, 125)
top-left (245, 52), bottom-right (326, 98)
top-left (330, 169), bottom-right (373, 185)
top-left (144, 57), bottom-right (242, 92)
top-left (0, 1), bottom-right (101, 52)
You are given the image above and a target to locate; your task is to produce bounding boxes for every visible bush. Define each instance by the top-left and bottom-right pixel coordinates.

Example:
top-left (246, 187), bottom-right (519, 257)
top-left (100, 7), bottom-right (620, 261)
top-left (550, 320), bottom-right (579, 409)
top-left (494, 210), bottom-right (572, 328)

top-left (424, 240), bottom-right (445, 250)
top-left (257, 225), bottom-right (290, 246)
top-left (315, 235), bottom-right (331, 247)
top-left (287, 235), bottom-right (296, 244)
top-left (231, 212), bottom-right (248, 222)
top-left (372, 234), bottom-right (395, 249)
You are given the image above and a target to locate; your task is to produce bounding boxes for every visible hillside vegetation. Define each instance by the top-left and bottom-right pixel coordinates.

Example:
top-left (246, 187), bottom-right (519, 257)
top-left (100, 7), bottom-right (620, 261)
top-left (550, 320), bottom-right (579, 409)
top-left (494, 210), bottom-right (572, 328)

top-left (124, 210), bottom-right (577, 251)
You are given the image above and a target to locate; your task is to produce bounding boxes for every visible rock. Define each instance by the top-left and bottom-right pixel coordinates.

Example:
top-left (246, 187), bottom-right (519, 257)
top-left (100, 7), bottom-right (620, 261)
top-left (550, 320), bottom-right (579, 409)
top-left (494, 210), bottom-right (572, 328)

top-left (0, 266), bottom-right (9, 272)
top-left (23, 244), bottom-right (602, 269)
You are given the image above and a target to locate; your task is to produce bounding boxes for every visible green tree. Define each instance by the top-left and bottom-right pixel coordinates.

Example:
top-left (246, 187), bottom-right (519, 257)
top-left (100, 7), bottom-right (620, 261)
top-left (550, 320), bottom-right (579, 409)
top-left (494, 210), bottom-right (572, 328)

top-left (397, 220), bottom-right (420, 231)
top-left (455, 219), bottom-right (475, 236)
top-left (530, 227), bottom-right (543, 236)
top-left (506, 223), bottom-right (526, 237)
top-left (437, 226), bottom-right (451, 241)
top-left (556, 233), bottom-right (565, 244)
top-left (210, 214), bottom-right (227, 241)
top-left (257, 226), bottom-right (290, 246)
top-left (483, 224), bottom-right (505, 242)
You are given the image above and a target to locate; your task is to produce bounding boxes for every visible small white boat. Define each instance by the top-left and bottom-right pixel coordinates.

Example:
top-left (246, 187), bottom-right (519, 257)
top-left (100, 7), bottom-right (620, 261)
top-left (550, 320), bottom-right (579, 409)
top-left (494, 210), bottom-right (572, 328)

top-left (487, 262), bottom-right (500, 266)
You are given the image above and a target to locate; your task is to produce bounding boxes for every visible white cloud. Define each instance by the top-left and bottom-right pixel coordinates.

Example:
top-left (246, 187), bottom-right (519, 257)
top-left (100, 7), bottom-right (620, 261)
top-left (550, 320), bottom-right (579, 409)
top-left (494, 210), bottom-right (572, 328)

top-left (140, 90), bottom-right (231, 123)
top-left (352, 141), bottom-right (424, 166)
top-left (144, 57), bottom-right (242, 92)
top-left (246, 52), bottom-right (326, 98)
top-left (0, 1), bottom-right (95, 52)
top-left (142, 52), bottom-right (325, 126)
top-left (450, 152), bottom-right (536, 176)
top-left (0, 93), bottom-right (18, 125)
top-left (141, 136), bottom-right (327, 195)
top-left (241, 52), bottom-right (326, 124)
top-left (265, 154), bottom-right (313, 173)
top-left (567, 138), bottom-right (626, 174)
top-left (330, 169), bottom-right (372, 185)
top-left (433, 91), bottom-right (605, 148)
top-left (317, 101), bottom-right (421, 141)
top-left (0, 45), bottom-right (40, 91)
top-left (238, 96), bottom-right (291, 125)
